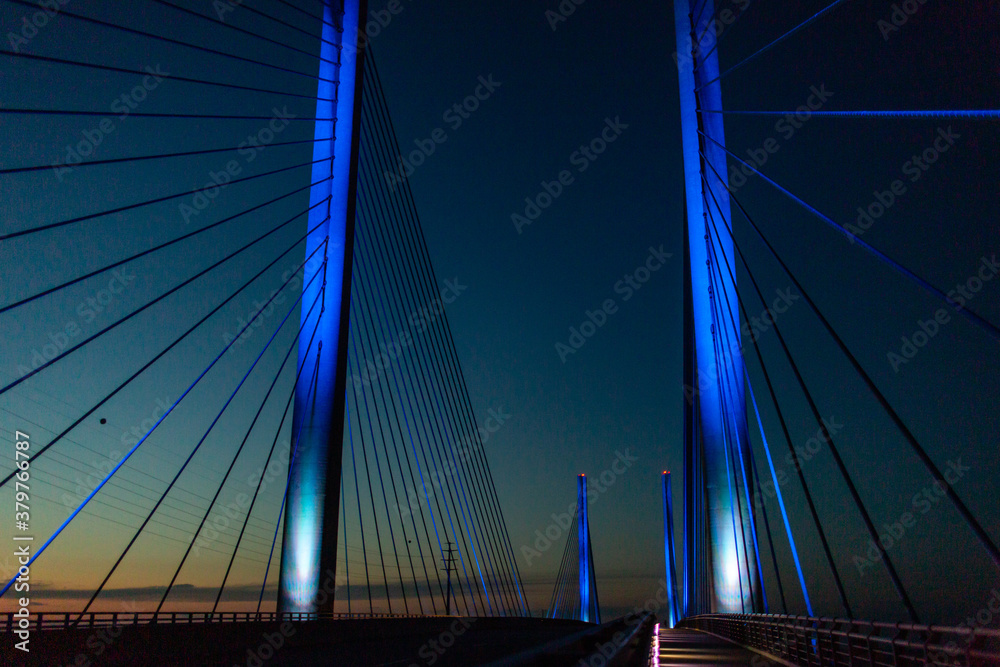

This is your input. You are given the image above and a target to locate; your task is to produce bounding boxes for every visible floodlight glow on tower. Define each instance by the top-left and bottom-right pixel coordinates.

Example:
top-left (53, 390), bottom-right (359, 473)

top-left (278, 0), bottom-right (368, 614)
top-left (673, 0), bottom-right (762, 614)
top-left (662, 471), bottom-right (681, 627)
top-left (577, 474), bottom-right (600, 623)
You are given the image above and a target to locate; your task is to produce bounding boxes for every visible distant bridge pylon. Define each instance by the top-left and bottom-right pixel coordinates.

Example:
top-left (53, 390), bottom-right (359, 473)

top-left (546, 474), bottom-right (600, 624)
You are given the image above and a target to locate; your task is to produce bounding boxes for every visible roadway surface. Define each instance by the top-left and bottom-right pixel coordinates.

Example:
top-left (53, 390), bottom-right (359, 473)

top-left (658, 628), bottom-right (766, 666)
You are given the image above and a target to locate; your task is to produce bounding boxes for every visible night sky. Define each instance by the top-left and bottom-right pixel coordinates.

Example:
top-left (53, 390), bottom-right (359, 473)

top-left (1, 0), bottom-right (998, 625)
top-left (366, 0), bottom-right (999, 621)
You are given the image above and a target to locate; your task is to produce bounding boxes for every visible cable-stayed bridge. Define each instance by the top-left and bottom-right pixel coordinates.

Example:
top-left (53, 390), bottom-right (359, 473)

top-left (1, 0), bottom-right (999, 665)
top-left (546, 475), bottom-right (600, 625)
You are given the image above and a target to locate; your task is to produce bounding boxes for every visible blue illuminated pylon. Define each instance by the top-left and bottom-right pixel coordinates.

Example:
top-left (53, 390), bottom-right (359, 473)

top-left (577, 474), bottom-right (600, 624)
top-left (673, 0), bottom-right (763, 614)
top-left (278, 0), bottom-right (368, 614)
top-left (662, 471), bottom-right (681, 627)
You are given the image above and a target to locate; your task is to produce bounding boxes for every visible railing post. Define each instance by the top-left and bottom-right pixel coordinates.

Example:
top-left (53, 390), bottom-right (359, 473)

top-left (795, 617), bottom-right (807, 665)
top-left (846, 620), bottom-right (854, 667)
top-left (820, 619), bottom-right (830, 666)
top-left (922, 627), bottom-right (936, 665)
top-left (822, 618), bottom-right (832, 667)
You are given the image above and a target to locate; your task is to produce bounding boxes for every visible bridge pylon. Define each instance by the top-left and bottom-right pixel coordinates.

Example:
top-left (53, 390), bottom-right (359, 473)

top-left (546, 475), bottom-right (601, 623)
top-left (673, 0), bottom-right (764, 615)
top-left (278, 0), bottom-right (369, 614)
top-left (577, 474), bottom-right (600, 624)
top-left (662, 471), bottom-right (681, 627)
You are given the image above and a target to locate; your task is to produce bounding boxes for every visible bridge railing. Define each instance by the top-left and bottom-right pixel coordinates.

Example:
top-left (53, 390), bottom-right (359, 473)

top-left (1, 611), bottom-right (439, 632)
top-left (680, 613), bottom-right (1000, 667)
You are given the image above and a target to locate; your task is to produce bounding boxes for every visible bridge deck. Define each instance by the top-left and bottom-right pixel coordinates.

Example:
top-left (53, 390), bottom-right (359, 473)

top-left (1, 615), bottom-right (777, 665)
top-left (659, 628), bottom-right (761, 666)
top-left (0, 616), bottom-right (642, 666)
top-left (0, 616), bottom-right (585, 666)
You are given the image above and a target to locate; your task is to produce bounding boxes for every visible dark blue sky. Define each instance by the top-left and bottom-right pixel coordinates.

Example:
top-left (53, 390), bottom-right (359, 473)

top-left (365, 0), bottom-right (684, 617)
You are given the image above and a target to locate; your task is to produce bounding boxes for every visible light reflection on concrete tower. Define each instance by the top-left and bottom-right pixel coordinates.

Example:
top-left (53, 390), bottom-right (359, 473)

top-left (278, 0), bottom-right (368, 614)
top-left (673, 0), bottom-right (763, 615)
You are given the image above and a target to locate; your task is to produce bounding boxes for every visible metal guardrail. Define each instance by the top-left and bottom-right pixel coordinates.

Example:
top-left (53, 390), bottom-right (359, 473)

top-left (680, 613), bottom-right (1000, 666)
top-left (578, 612), bottom-right (658, 667)
top-left (1, 611), bottom-right (438, 632)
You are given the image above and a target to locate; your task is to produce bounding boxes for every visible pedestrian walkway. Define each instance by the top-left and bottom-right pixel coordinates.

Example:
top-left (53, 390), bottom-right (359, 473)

top-left (658, 628), bottom-right (764, 666)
